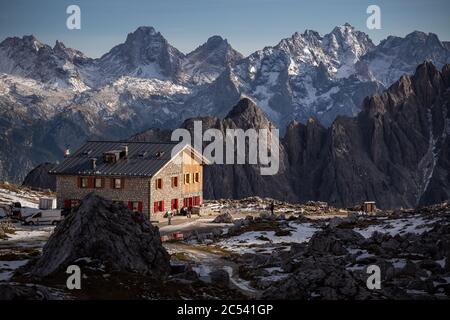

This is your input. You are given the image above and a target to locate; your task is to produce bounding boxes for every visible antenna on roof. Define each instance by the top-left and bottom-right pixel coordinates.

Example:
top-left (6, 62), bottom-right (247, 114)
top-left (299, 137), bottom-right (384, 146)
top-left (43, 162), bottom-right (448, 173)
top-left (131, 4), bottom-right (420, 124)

top-left (64, 145), bottom-right (71, 158)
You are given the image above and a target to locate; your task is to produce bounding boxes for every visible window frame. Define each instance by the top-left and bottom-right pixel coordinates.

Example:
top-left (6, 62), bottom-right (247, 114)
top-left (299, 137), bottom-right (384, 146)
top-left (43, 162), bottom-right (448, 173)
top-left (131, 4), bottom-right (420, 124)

top-left (113, 178), bottom-right (122, 189)
top-left (80, 177), bottom-right (89, 188)
top-left (94, 177), bottom-right (103, 188)
top-left (153, 200), bottom-right (164, 213)
top-left (155, 178), bottom-right (163, 189)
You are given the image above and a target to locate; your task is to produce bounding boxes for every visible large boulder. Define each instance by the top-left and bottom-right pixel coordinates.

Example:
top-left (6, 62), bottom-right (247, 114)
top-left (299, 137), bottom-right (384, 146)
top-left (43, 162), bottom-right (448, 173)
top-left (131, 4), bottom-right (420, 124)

top-left (21, 162), bottom-right (57, 191)
top-left (29, 193), bottom-right (170, 278)
top-left (307, 228), bottom-right (365, 255)
top-left (212, 212), bottom-right (233, 223)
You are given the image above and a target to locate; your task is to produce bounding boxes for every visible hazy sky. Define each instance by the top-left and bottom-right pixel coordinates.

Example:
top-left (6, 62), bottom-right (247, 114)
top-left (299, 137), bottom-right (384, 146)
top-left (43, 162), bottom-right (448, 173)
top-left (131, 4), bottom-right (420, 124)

top-left (0, 0), bottom-right (449, 58)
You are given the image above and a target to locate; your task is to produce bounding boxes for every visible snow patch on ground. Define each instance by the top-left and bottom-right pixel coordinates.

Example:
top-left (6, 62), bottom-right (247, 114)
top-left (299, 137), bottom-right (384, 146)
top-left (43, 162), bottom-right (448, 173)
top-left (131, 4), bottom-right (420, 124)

top-left (355, 216), bottom-right (437, 238)
top-left (0, 260), bottom-right (28, 281)
top-left (217, 222), bottom-right (318, 253)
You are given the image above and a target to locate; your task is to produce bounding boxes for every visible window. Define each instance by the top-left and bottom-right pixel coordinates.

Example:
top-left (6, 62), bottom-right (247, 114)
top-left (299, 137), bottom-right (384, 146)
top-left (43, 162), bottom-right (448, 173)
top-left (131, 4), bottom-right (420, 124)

top-left (128, 201), bottom-right (143, 213)
top-left (194, 172), bottom-right (200, 183)
top-left (153, 200), bottom-right (164, 213)
top-left (171, 199), bottom-right (179, 210)
top-left (94, 178), bottom-right (103, 188)
top-left (184, 173), bottom-right (190, 184)
top-left (64, 199), bottom-right (71, 209)
top-left (111, 178), bottom-right (122, 189)
top-left (80, 177), bottom-right (89, 188)
top-left (193, 196), bottom-right (201, 206)
top-left (171, 176), bottom-right (178, 188)
top-left (184, 197), bottom-right (193, 208)
top-left (156, 178), bottom-right (163, 189)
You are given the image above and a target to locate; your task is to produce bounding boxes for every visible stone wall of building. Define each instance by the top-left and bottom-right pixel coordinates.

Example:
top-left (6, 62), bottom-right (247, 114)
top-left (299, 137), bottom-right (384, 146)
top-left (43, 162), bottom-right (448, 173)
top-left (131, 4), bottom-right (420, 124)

top-left (150, 150), bottom-right (203, 221)
top-left (56, 175), bottom-right (151, 214)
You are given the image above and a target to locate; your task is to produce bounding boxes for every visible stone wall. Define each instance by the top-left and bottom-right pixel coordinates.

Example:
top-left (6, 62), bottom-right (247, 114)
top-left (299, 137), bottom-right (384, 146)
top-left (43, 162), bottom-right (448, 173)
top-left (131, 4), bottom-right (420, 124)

top-left (150, 150), bottom-right (203, 221)
top-left (56, 175), bottom-right (151, 214)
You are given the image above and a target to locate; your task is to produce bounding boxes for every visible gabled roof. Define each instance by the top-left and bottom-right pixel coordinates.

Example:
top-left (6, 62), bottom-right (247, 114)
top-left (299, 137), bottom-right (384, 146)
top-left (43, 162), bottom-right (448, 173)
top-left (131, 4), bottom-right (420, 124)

top-left (49, 141), bottom-right (204, 177)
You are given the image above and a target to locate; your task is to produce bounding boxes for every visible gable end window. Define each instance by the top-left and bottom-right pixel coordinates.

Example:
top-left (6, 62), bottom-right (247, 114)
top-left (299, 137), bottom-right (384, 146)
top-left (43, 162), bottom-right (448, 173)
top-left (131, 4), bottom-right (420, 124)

top-left (156, 178), bottom-right (163, 189)
top-left (171, 176), bottom-right (178, 188)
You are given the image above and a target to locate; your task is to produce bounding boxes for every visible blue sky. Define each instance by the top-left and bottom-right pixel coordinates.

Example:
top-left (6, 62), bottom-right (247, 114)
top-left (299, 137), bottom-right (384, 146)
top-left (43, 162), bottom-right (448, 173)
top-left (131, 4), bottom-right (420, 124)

top-left (0, 0), bottom-right (449, 58)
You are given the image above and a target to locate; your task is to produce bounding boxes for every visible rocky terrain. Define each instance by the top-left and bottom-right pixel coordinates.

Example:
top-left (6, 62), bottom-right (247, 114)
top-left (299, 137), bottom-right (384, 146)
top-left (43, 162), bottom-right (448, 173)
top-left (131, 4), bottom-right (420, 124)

top-left (183, 200), bottom-right (450, 300)
top-left (0, 190), bottom-right (449, 300)
top-left (1, 25), bottom-right (450, 183)
top-left (1, 193), bottom-right (247, 299)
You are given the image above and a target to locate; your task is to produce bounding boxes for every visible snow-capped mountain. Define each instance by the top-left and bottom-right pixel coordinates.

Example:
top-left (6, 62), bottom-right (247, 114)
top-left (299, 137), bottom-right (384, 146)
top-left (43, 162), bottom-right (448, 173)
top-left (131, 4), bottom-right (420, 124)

top-left (0, 35), bottom-right (93, 91)
top-left (97, 26), bottom-right (185, 85)
top-left (360, 31), bottom-right (450, 85)
top-left (1, 24), bottom-right (450, 183)
top-left (225, 23), bottom-right (382, 127)
top-left (183, 35), bottom-right (243, 85)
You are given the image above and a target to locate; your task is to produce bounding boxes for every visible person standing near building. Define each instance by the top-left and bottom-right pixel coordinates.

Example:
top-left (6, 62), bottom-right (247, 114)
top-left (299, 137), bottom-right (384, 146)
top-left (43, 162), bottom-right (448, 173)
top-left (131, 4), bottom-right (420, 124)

top-left (166, 210), bottom-right (173, 225)
top-left (270, 200), bottom-right (275, 215)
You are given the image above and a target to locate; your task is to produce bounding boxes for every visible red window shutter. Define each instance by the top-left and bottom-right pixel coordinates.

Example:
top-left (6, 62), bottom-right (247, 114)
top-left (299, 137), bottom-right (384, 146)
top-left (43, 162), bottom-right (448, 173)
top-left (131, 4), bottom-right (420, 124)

top-left (154, 202), bottom-right (158, 213)
top-left (128, 201), bottom-right (133, 210)
top-left (175, 199), bottom-right (178, 209)
top-left (138, 202), bottom-right (143, 213)
top-left (64, 199), bottom-right (71, 209)
top-left (161, 201), bottom-right (164, 212)
top-left (198, 196), bottom-right (201, 205)
top-left (188, 197), bottom-right (193, 207)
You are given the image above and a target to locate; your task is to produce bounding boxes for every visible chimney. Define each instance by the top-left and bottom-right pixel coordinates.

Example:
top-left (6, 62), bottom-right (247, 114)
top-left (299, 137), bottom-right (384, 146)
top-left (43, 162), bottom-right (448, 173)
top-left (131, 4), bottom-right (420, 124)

top-left (123, 145), bottom-right (129, 158)
top-left (91, 158), bottom-right (97, 170)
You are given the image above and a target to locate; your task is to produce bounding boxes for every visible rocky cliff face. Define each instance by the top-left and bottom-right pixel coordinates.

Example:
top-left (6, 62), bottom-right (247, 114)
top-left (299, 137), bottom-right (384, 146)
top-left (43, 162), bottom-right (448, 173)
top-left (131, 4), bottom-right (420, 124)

top-left (282, 62), bottom-right (450, 208)
top-left (133, 63), bottom-right (450, 209)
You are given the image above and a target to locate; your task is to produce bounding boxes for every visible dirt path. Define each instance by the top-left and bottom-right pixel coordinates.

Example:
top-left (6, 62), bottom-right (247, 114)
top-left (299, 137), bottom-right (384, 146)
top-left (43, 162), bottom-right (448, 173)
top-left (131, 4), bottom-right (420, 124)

top-left (164, 242), bottom-right (261, 298)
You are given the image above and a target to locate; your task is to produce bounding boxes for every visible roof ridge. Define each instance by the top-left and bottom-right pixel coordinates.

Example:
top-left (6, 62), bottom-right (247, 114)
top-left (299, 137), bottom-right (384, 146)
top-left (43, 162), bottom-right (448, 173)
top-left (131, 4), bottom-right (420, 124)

top-left (86, 140), bottom-right (178, 144)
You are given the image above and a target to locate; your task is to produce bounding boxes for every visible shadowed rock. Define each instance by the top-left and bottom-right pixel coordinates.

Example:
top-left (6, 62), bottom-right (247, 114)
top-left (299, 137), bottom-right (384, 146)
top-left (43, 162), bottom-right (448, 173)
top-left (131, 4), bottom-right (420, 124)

top-left (29, 193), bottom-right (170, 278)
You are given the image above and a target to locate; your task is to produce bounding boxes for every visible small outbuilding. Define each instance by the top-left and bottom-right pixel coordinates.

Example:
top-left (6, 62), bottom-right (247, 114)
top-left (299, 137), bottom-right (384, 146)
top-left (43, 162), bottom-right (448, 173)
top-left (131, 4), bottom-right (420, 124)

top-left (363, 201), bottom-right (376, 214)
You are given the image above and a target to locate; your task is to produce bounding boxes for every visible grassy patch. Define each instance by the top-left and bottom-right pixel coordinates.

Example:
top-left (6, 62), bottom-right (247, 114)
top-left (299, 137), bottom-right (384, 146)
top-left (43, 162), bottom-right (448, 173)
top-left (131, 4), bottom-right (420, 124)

top-left (170, 252), bottom-right (191, 261)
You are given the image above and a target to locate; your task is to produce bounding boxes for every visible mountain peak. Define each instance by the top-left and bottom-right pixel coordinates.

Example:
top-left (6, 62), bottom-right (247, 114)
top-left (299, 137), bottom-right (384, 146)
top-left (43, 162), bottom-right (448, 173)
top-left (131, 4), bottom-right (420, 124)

top-left (125, 26), bottom-right (163, 44)
top-left (53, 40), bottom-right (66, 51)
top-left (0, 35), bottom-right (44, 51)
top-left (133, 26), bottom-right (157, 35)
top-left (331, 23), bottom-right (356, 35)
top-left (206, 35), bottom-right (226, 46)
top-left (225, 97), bottom-right (272, 128)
